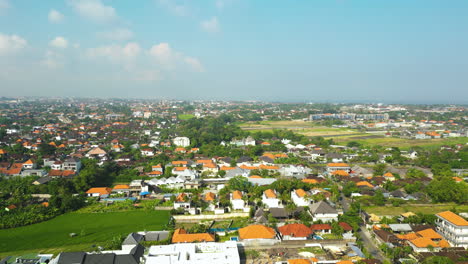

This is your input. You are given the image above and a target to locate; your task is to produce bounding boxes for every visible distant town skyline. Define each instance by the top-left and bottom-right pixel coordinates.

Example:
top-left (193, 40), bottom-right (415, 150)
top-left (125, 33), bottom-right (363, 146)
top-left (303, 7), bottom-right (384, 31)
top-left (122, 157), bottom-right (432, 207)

top-left (1, 0), bottom-right (468, 104)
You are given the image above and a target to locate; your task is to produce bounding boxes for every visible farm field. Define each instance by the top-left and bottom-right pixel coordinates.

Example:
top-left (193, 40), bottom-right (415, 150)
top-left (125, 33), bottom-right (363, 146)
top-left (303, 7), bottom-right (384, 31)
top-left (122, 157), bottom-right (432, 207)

top-left (239, 120), bottom-right (468, 148)
top-left (239, 120), bottom-right (359, 137)
top-left (334, 136), bottom-right (468, 149)
top-left (0, 210), bottom-right (170, 258)
top-left (364, 203), bottom-right (468, 216)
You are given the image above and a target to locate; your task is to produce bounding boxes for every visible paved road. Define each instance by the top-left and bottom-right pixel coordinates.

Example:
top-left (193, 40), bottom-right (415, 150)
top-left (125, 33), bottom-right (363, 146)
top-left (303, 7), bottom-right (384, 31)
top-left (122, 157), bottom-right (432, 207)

top-left (340, 194), bottom-right (388, 262)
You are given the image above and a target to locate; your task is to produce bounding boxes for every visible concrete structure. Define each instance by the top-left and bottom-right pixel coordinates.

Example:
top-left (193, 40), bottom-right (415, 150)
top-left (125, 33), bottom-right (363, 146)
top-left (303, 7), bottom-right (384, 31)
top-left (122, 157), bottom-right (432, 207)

top-left (145, 241), bottom-right (240, 264)
top-left (262, 189), bottom-right (280, 208)
top-left (291, 189), bottom-right (311, 207)
top-left (436, 211), bottom-right (468, 248)
top-left (173, 137), bottom-right (190, 147)
top-left (230, 190), bottom-right (245, 210)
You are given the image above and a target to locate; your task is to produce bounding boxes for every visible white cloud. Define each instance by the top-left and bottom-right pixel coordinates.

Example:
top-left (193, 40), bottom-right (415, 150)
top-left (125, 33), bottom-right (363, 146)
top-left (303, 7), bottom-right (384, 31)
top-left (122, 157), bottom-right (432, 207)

top-left (149, 42), bottom-right (204, 72)
top-left (0, 0), bottom-right (9, 14)
top-left (184, 57), bottom-right (204, 72)
top-left (48, 9), bottom-right (64, 23)
top-left (86, 42), bottom-right (141, 64)
top-left (200, 17), bottom-right (220, 33)
top-left (42, 50), bottom-right (64, 69)
top-left (157, 0), bottom-right (190, 17)
top-left (98, 28), bottom-right (134, 41)
top-left (149, 42), bottom-right (175, 66)
top-left (68, 0), bottom-right (117, 22)
top-left (50, 36), bottom-right (68, 49)
top-left (0, 33), bottom-right (27, 55)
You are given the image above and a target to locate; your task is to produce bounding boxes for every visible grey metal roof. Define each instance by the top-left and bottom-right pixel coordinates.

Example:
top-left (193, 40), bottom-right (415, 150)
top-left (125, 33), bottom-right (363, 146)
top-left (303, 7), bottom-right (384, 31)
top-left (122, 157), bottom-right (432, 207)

top-left (56, 252), bottom-right (86, 264)
top-left (83, 253), bottom-right (116, 264)
top-left (123, 233), bottom-right (144, 245)
top-left (309, 201), bottom-right (337, 214)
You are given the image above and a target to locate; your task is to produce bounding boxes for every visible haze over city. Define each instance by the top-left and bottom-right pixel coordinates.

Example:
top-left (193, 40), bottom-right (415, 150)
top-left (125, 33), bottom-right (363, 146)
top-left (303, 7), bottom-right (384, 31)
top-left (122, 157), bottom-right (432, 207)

top-left (1, 0), bottom-right (468, 103)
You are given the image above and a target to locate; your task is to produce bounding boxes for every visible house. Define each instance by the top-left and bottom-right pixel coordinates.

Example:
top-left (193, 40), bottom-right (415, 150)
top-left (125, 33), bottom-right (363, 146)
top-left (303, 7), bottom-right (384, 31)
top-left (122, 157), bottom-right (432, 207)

top-left (32, 176), bottom-right (53, 185)
top-left (63, 158), bottom-right (82, 171)
top-left (231, 190), bottom-right (245, 210)
top-left (291, 189), bottom-right (312, 207)
top-left (407, 237), bottom-right (448, 252)
top-left (51, 244), bottom-right (144, 264)
top-left (436, 211), bottom-right (468, 248)
top-left (173, 193), bottom-right (191, 210)
top-left (262, 189), bottom-right (280, 208)
top-left (238, 225), bottom-right (278, 243)
top-left (278, 223), bottom-right (313, 240)
top-left (151, 164), bottom-right (163, 173)
top-left (51, 161), bottom-right (63, 170)
top-left (22, 159), bottom-right (36, 170)
top-left (171, 228), bottom-right (215, 243)
top-left (112, 184), bottom-right (130, 194)
top-left (326, 163), bottom-right (350, 173)
top-left (86, 187), bottom-right (112, 197)
top-left (280, 165), bottom-right (311, 178)
top-left (141, 148), bottom-right (155, 157)
top-left (310, 224), bottom-right (332, 234)
top-left (86, 147), bottom-right (107, 158)
top-left (173, 137), bottom-right (190, 147)
top-left (172, 167), bottom-right (198, 180)
top-left (145, 241), bottom-right (240, 264)
top-left (309, 201), bottom-right (338, 222)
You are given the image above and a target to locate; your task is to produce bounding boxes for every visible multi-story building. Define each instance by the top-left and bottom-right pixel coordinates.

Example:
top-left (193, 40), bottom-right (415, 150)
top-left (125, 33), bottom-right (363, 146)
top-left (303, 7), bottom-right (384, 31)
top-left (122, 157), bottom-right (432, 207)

top-left (435, 211), bottom-right (468, 248)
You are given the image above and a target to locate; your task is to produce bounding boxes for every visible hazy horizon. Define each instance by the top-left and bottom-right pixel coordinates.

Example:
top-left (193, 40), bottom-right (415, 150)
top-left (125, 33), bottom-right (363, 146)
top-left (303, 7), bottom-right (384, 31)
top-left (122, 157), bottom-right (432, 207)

top-left (1, 0), bottom-right (468, 104)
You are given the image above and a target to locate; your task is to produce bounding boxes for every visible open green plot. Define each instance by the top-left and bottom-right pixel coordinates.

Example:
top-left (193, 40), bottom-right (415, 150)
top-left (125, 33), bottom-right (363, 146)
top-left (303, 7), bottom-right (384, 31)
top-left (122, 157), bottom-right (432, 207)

top-left (239, 121), bottom-right (360, 137)
top-left (334, 136), bottom-right (468, 149)
top-left (0, 210), bottom-right (170, 257)
top-left (178, 114), bottom-right (195, 120)
top-left (364, 203), bottom-right (468, 216)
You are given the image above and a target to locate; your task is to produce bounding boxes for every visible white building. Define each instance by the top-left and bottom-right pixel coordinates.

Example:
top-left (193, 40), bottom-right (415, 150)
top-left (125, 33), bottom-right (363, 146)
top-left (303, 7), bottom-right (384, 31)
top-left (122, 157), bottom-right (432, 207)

top-left (145, 242), bottom-right (240, 264)
top-left (291, 189), bottom-right (311, 207)
top-left (173, 137), bottom-right (190, 147)
top-left (309, 201), bottom-right (338, 222)
top-left (230, 190), bottom-right (245, 210)
top-left (436, 211), bottom-right (468, 248)
top-left (262, 189), bottom-right (280, 208)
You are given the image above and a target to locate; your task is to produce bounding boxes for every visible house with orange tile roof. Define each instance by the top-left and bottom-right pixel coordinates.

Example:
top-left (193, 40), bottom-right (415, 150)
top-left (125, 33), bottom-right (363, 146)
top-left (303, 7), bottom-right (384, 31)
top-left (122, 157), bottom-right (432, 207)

top-left (278, 223), bottom-right (313, 240)
top-left (86, 187), bottom-right (112, 197)
top-left (152, 164), bottom-right (163, 172)
top-left (291, 189), bottom-right (312, 207)
top-left (112, 184), bottom-right (130, 194)
top-left (22, 159), bottom-right (36, 170)
top-left (436, 211), bottom-right (468, 248)
top-left (171, 228), bottom-right (215, 243)
top-left (173, 193), bottom-right (191, 211)
top-left (287, 259), bottom-right (315, 264)
top-left (407, 237), bottom-right (445, 252)
top-left (230, 190), bottom-right (246, 210)
top-left (310, 224), bottom-right (332, 234)
top-left (262, 189), bottom-right (280, 208)
top-left (238, 225), bottom-right (278, 243)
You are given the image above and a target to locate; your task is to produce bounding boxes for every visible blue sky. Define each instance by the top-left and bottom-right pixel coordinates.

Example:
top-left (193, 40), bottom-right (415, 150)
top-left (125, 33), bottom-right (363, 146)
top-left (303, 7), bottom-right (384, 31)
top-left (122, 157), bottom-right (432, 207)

top-left (0, 0), bottom-right (467, 103)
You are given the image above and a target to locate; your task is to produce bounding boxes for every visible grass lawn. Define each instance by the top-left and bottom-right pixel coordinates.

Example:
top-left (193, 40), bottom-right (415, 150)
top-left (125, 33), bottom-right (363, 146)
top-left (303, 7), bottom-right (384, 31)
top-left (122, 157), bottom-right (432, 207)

top-left (178, 114), bottom-right (195, 120)
top-left (0, 210), bottom-right (170, 257)
top-left (299, 247), bottom-right (325, 255)
top-left (364, 203), bottom-right (468, 216)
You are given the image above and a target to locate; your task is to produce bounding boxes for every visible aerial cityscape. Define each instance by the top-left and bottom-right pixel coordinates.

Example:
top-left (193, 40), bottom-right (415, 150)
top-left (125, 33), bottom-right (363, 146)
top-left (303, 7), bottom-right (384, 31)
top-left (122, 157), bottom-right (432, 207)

top-left (1, 1), bottom-right (467, 264)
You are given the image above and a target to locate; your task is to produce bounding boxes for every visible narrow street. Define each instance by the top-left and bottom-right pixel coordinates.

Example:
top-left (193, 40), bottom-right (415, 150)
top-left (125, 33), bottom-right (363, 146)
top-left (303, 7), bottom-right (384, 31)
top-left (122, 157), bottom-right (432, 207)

top-left (340, 194), bottom-right (389, 263)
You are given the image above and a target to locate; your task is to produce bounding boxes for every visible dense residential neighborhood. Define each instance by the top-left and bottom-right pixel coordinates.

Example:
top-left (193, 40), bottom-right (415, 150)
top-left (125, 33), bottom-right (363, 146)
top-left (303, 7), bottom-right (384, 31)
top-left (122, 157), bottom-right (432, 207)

top-left (0, 98), bottom-right (467, 264)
